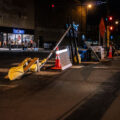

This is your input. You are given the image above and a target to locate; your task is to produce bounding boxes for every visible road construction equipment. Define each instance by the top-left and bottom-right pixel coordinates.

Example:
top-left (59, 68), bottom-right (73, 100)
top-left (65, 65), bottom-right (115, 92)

top-left (4, 57), bottom-right (31, 80)
top-left (85, 42), bottom-right (101, 62)
top-left (6, 58), bottom-right (39, 81)
top-left (108, 45), bottom-right (112, 58)
top-left (51, 47), bottom-right (62, 70)
top-left (39, 26), bottom-right (71, 70)
top-left (5, 26), bottom-right (71, 81)
top-left (74, 48), bottom-right (81, 64)
top-left (51, 48), bottom-right (72, 70)
top-left (8, 65), bottom-right (24, 81)
top-left (29, 59), bottom-right (46, 72)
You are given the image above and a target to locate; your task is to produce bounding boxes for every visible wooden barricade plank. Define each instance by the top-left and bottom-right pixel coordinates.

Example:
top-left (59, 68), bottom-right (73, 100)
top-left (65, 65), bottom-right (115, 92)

top-left (24, 58), bottom-right (39, 73)
top-left (18, 57), bottom-right (31, 66)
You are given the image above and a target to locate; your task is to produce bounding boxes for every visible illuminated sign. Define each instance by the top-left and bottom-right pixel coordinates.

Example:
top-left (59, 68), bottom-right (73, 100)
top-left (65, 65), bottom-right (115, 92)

top-left (13, 29), bottom-right (25, 34)
top-left (110, 35), bottom-right (114, 40)
top-left (73, 23), bottom-right (79, 31)
top-left (66, 23), bottom-right (79, 38)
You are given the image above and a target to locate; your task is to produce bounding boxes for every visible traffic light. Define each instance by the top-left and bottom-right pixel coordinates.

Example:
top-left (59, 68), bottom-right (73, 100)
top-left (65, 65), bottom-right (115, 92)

top-left (110, 35), bottom-right (114, 40)
top-left (109, 26), bottom-right (113, 31)
top-left (105, 17), bottom-right (108, 21)
top-left (106, 16), bottom-right (113, 26)
top-left (109, 16), bottom-right (113, 21)
top-left (51, 4), bottom-right (55, 8)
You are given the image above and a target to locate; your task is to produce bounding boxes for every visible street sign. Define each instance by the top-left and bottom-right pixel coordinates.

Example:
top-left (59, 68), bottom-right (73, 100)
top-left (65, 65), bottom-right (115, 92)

top-left (99, 18), bottom-right (106, 38)
top-left (66, 23), bottom-right (79, 38)
top-left (13, 29), bottom-right (25, 34)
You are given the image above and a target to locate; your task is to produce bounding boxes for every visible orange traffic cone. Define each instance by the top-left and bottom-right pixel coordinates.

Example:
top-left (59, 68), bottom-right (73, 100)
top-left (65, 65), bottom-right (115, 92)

top-left (51, 47), bottom-right (62, 70)
top-left (108, 45), bottom-right (112, 58)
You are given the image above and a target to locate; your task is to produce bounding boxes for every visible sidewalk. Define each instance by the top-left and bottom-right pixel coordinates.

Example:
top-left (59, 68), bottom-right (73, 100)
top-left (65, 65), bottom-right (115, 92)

top-left (0, 48), bottom-right (23, 51)
top-left (0, 48), bottom-right (50, 52)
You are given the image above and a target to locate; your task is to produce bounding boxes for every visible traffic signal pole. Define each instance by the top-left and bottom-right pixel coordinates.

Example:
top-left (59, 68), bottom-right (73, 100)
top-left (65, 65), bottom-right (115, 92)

top-left (71, 23), bottom-right (79, 64)
top-left (106, 16), bottom-right (113, 48)
top-left (107, 26), bottom-right (110, 48)
top-left (69, 37), bottom-right (75, 64)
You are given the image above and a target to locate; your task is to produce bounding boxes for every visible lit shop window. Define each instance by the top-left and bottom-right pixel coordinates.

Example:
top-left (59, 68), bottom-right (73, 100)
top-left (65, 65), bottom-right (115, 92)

top-left (23, 35), bottom-right (34, 43)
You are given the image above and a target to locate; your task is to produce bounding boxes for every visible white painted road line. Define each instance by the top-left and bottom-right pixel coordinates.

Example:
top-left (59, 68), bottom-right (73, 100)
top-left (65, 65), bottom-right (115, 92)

top-left (0, 84), bottom-right (18, 91)
top-left (93, 66), bottom-right (109, 69)
top-left (71, 66), bottom-right (84, 69)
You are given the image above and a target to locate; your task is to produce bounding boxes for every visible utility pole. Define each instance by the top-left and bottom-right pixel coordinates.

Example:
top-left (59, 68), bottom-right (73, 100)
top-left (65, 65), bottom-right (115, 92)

top-left (71, 22), bottom-right (79, 64)
top-left (107, 26), bottom-right (110, 48)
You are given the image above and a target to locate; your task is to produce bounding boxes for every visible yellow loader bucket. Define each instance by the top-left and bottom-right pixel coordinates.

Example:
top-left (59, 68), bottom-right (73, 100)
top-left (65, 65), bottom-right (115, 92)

top-left (29, 59), bottom-right (47, 72)
top-left (29, 64), bottom-right (37, 72)
top-left (8, 65), bottom-right (24, 81)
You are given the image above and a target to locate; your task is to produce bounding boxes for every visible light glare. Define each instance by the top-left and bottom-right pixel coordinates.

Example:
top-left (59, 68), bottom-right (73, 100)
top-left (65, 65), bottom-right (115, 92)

top-left (87, 4), bottom-right (92, 9)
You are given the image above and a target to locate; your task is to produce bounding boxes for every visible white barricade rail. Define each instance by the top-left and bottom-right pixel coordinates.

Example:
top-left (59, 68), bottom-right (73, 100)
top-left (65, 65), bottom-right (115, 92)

top-left (91, 46), bottom-right (105, 60)
top-left (56, 49), bottom-right (72, 70)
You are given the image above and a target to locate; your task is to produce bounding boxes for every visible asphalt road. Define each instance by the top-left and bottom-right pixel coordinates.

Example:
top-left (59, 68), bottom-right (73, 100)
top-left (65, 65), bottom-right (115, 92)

top-left (0, 54), bottom-right (120, 120)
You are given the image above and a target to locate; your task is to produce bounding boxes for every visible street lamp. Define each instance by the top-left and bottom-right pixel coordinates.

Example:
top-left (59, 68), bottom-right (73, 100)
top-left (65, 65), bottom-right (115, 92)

top-left (109, 16), bottom-right (113, 21)
top-left (75, 3), bottom-right (93, 39)
top-left (86, 3), bottom-right (93, 36)
top-left (87, 4), bottom-right (93, 9)
top-left (109, 26), bottom-right (114, 31)
top-left (77, 3), bottom-right (93, 38)
top-left (114, 20), bottom-right (119, 32)
top-left (115, 20), bottom-right (119, 25)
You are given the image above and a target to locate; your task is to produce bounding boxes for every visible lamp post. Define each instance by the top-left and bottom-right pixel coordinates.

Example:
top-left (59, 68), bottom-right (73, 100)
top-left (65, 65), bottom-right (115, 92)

top-left (87, 4), bottom-right (93, 9)
top-left (78, 3), bottom-right (93, 38)
top-left (114, 20), bottom-right (119, 46)
top-left (86, 3), bottom-right (93, 34)
top-left (66, 2), bottom-right (93, 64)
top-left (115, 20), bottom-right (119, 31)
top-left (115, 20), bottom-right (119, 25)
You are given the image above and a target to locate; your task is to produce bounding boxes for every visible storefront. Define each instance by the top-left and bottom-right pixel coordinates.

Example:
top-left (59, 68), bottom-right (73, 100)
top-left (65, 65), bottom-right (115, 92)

top-left (0, 27), bottom-right (34, 48)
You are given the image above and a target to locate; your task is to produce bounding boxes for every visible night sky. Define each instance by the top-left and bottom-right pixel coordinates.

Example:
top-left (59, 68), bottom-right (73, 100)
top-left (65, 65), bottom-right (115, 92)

top-left (109, 0), bottom-right (120, 18)
top-left (85, 0), bottom-right (120, 25)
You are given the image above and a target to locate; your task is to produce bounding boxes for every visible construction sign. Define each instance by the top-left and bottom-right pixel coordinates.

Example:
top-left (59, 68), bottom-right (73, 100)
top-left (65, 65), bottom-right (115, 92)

top-left (99, 18), bottom-right (106, 38)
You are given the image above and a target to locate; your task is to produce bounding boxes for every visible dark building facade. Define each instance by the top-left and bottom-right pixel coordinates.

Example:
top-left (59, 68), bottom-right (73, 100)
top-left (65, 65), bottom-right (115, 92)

top-left (35, 0), bottom-right (87, 47)
top-left (0, 0), bottom-right (87, 48)
top-left (0, 0), bottom-right (35, 47)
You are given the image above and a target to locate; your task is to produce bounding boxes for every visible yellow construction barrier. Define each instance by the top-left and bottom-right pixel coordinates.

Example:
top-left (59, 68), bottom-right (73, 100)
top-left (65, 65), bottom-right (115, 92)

top-left (8, 65), bottom-right (24, 81)
top-left (74, 54), bottom-right (81, 64)
top-left (5, 58), bottom-right (47, 81)
top-left (18, 57), bottom-right (31, 66)
top-left (4, 58), bottom-right (31, 80)
top-left (4, 26), bottom-right (73, 81)
top-left (7, 57), bottom-right (32, 81)
top-left (74, 48), bottom-right (81, 64)
top-left (29, 59), bottom-right (47, 72)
